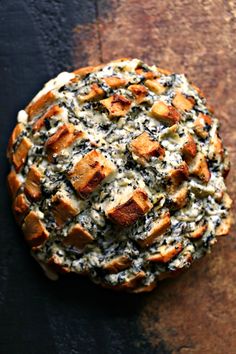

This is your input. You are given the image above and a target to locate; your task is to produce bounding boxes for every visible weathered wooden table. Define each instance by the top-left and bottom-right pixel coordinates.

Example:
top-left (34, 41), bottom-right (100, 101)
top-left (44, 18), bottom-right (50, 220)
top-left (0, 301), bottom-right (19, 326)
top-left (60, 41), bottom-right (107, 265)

top-left (0, 1), bottom-right (235, 353)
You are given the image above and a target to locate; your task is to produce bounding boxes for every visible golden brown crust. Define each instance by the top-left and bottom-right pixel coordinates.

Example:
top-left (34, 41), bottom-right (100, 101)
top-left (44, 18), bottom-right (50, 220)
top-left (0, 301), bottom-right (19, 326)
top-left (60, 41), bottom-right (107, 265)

top-left (63, 223), bottom-right (94, 249)
top-left (130, 132), bottom-right (165, 165)
top-left (150, 101), bottom-right (180, 126)
top-left (32, 105), bottom-right (62, 131)
top-left (26, 91), bottom-right (56, 120)
top-left (172, 92), bottom-right (195, 111)
top-left (144, 79), bottom-right (166, 95)
top-left (22, 211), bottom-right (49, 248)
top-left (68, 150), bottom-right (115, 199)
top-left (78, 83), bottom-right (105, 103)
top-left (12, 137), bottom-right (32, 172)
top-left (128, 84), bottom-right (148, 104)
top-left (103, 255), bottom-right (131, 273)
top-left (24, 165), bottom-right (42, 201)
top-left (189, 152), bottom-right (211, 183)
top-left (12, 193), bottom-right (30, 224)
top-left (51, 193), bottom-right (78, 226)
top-left (138, 212), bottom-right (171, 247)
top-left (7, 170), bottom-right (22, 199)
top-left (45, 124), bottom-right (83, 160)
top-left (100, 94), bottom-right (132, 118)
top-left (107, 189), bottom-right (153, 227)
top-left (147, 243), bottom-right (183, 263)
top-left (73, 64), bottom-right (104, 77)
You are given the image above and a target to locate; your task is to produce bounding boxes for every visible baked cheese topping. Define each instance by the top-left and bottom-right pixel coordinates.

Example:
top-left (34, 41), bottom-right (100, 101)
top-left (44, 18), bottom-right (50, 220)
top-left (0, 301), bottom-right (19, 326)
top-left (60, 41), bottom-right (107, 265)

top-left (7, 58), bottom-right (232, 292)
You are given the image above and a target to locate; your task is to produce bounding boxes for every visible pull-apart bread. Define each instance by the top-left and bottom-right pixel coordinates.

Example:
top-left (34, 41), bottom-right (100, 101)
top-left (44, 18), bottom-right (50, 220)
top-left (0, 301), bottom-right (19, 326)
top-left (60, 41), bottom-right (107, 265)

top-left (7, 58), bottom-right (232, 292)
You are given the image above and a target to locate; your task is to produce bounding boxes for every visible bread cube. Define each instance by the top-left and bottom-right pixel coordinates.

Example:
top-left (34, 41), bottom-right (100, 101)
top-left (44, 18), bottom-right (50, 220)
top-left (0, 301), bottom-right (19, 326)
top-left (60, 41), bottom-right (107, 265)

top-left (107, 189), bottom-right (152, 227)
top-left (68, 150), bottom-right (115, 199)
top-left (150, 101), bottom-right (180, 126)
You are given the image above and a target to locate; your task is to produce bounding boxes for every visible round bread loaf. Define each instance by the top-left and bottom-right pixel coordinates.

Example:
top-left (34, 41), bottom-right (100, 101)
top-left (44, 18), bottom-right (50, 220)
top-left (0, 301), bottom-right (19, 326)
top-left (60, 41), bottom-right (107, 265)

top-left (7, 58), bottom-right (232, 292)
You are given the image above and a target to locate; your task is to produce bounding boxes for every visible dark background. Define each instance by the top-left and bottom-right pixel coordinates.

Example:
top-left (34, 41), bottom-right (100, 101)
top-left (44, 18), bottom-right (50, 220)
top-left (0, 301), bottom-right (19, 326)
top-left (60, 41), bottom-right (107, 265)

top-left (0, 1), bottom-right (235, 353)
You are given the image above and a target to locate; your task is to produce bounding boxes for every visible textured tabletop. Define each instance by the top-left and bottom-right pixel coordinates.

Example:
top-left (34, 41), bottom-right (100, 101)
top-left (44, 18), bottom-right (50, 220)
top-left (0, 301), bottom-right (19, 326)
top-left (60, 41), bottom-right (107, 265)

top-left (0, 1), bottom-right (235, 353)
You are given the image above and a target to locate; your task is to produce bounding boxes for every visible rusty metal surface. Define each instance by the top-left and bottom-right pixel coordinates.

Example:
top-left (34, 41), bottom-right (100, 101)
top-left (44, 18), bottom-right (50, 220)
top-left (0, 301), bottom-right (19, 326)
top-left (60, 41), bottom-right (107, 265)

top-left (0, 1), bottom-right (235, 353)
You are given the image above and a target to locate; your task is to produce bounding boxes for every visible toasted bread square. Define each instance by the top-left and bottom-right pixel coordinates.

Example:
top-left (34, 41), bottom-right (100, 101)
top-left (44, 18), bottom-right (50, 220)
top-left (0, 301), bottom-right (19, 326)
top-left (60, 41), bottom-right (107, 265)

top-left (135, 67), bottom-right (156, 79)
top-left (100, 94), bottom-right (131, 119)
top-left (144, 79), bottom-right (166, 95)
top-left (150, 101), bottom-right (180, 126)
top-left (128, 84), bottom-right (148, 104)
top-left (194, 113), bottom-right (212, 139)
top-left (103, 77), bottom-right (127, 88)
top-left (68, 150), bottom-right (115, 199)
top-left (78, 83), bottom-right (105, 103)
top-left (114, 271), bottom-right (146, 291)
top-left (130, 132), bottom-right (165, 164)
top-left (26, 91), bottom-right (56, 120)
top-left (7, 123), bottom-right (24, 158)
top-left (12, 193), bottom-right (30, 224)
top-left (170, 184), bottom-right (188, 209)
top-left (12, 137), bottom-right (32, 172)
top-left (182, 134), bottom-right (197, 162)
top-left (211, 134), bottom-right (224, 158)
top-left (63, 223), bottom-right (94, 249)
top-left (172, 92), bottom-right (194, 111)
top-left (32, 105), bottom-right (62, 131)
top-left (189, 152), bottom-right (211, 183)
top-left (47, 255), bottom-right (70, 274)
top-left (7, 170), bottom-right (22, 199)
top-left (107, 189), bottom-right (153, 227)
top-left (24, 165), bottom-right (43, 201)
top-left (138, 212), bottom-right (171, 247)
top-left (22, 211), bottom-right (49, 248)
top-left (168, 162), bottom-right (189, 190)
top-left (103, 255), bottom-right (131, 273)
top-left (51, 192), bottom-right (79, 226)
top-left (147, 243), bottom-right (182, 263)
top-left (45, 124), bottom-right (83, 160)
top-left (189, 224), bottom-right (208, 239)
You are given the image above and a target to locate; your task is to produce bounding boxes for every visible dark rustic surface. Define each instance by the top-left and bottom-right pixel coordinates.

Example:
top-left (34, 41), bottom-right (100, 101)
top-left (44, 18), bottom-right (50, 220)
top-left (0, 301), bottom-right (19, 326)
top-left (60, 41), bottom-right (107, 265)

top-left (0, 1), bottom-right (235, 353)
